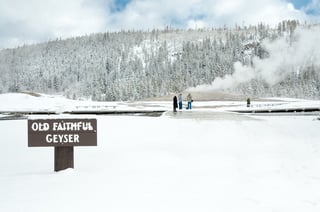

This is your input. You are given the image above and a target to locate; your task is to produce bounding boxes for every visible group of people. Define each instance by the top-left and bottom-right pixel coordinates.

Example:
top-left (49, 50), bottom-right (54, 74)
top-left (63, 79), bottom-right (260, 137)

top-left (173, 94), bottom-right (252, 111)
top-left (173, 93), bottom-right (193, 112)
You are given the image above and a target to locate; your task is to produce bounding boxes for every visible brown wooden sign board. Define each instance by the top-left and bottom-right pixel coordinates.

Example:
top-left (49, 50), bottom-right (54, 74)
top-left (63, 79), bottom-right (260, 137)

top-left (28, 118), bottom-right (97, 172)
top-left (28, 119), bottom-right (97, 147)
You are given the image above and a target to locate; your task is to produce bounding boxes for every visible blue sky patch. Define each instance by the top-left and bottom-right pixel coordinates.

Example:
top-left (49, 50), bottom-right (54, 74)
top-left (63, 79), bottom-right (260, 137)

top-left (288, 0), bottom-right (319, 15)
top-left (113, 0), bottom-right (131, 12)
top-left (289, 0), bottom-right (311, 9)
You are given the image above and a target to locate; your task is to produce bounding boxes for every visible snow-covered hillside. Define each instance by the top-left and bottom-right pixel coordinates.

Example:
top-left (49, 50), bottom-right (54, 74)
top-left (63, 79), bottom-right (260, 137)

top-left (1, 93), bottom-right (320, 212)
top-left (2, 21), bottom-right (320, 101)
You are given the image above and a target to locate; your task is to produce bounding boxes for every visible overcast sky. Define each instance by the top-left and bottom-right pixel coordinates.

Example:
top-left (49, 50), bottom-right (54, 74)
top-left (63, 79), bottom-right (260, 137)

top-left (0, 0), bottom-right (319, 49)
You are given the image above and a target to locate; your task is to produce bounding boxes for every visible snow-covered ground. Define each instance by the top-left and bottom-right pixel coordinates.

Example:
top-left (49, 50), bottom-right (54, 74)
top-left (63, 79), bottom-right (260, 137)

top-left (1, 92), bottom-right (320, 114)
top-left (1, 93), bottom-right (320, 212)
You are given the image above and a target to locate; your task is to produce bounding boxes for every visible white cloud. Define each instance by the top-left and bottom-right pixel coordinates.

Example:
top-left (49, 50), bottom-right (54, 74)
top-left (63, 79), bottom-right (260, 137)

top-left (200, 0), bottom-right (308, 26)
top-left (303, 0), bottom-right (320, 13)
top-left (187, 20), bottom-right (207, 29)
top-left (0, 0), bottom-right (109, 48)
top-left (106, 0), bottom-right (316, 30)
top-left (0, 0), bottom-right (319, 49)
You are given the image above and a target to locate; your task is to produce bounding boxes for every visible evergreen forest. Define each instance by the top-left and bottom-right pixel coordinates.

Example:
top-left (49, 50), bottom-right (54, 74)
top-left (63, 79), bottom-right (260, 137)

top-left (0, 20), bottom-right (319, 101)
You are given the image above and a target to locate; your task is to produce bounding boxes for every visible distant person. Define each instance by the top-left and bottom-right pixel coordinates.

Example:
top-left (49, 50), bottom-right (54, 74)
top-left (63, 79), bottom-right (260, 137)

top-left (186, 93), bottom-right (193, 110)
top-left (173, 95), bottom-right (178, 112)
top-left (247, 98), bottom-right (251, 107)
top-left (178, 93), bottom-right (183, 110)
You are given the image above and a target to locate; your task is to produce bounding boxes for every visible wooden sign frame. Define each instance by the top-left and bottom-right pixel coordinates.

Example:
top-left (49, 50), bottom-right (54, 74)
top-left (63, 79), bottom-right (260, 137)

top-left (28, 119), bottom-right (97, 171)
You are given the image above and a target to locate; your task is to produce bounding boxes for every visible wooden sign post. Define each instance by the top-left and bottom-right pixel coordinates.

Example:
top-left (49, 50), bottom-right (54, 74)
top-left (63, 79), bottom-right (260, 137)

top-left (28, 119), bottom-right (97, 172)
top-left (54, 146), bottom-right (74, 172)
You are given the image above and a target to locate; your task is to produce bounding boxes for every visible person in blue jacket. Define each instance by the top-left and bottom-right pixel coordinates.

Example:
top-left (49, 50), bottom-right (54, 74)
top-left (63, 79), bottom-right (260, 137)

top-left (178, 93), bottom-right (183, 110)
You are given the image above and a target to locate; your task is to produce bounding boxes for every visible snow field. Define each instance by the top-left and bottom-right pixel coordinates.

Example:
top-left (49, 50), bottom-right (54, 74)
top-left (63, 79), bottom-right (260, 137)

top-left (1, 114), bottom-right (320, 212)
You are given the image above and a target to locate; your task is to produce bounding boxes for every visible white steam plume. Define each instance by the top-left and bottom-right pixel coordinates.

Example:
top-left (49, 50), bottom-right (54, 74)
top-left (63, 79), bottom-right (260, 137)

top-left (189, 25), bottom-right (320, 92)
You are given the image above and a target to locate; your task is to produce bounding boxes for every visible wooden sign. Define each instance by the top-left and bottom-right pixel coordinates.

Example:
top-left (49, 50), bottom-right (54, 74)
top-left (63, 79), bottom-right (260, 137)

top-left (28, 119), bottom-right (97, 172)
top-left (28, 119), bottom-right (97, 147)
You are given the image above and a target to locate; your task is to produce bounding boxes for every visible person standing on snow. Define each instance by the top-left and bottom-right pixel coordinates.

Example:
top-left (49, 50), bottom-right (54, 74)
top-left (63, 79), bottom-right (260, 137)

top-left (186, 93), bottom-right (193, 110)
top-left (173, 95), bottom-right (178, 112)
top-left (247, 98), bottom-right (251, 107)
top-left (178, 93), bottom-right (183, 110)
